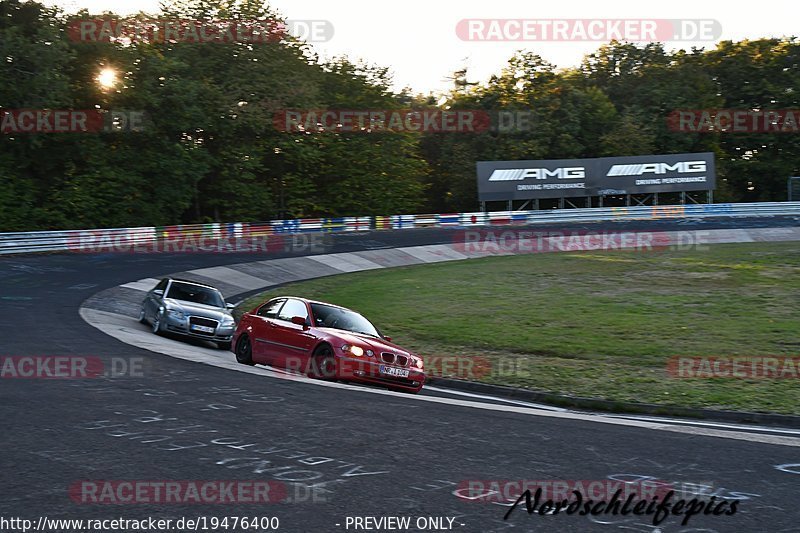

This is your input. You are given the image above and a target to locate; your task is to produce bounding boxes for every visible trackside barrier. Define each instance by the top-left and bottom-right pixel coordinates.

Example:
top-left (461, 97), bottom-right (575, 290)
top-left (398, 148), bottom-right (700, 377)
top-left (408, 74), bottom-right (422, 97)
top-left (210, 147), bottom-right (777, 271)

top-left (343, 217), bottom-right (371, 232)
top-left (488, 212), bottom-right (529, 226)
top-left (391, 214), bottom-right (416, 229)
top-left (414, 214), bottom-right (439, 227)
top-left (243, 222), bottom-right (272, 237)
top-left (460, 212), bottom-right (488, 226)
top-left (437, 213), bottom-right (460, 226)
top-left (1, 202), bottom-right (800, 255)
top-left (374, 216), bottom-right (391, 230)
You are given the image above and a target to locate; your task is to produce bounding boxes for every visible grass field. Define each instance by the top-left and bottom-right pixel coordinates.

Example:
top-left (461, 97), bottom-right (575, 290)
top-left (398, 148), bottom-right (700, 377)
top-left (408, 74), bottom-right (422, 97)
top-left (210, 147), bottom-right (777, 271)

top-left (237, 242), bottom-right (800, 414)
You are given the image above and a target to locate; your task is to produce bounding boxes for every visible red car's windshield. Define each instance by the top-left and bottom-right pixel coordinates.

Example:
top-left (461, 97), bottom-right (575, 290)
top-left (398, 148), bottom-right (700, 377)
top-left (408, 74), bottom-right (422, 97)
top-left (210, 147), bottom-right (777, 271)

top-left (310, 303), bottom-right (381, 338)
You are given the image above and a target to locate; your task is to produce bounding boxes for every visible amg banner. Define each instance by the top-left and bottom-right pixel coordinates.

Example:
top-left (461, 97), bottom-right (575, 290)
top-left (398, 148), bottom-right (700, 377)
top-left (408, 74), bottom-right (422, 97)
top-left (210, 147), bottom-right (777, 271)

top-left (476, 152), bottom-right (715, 201)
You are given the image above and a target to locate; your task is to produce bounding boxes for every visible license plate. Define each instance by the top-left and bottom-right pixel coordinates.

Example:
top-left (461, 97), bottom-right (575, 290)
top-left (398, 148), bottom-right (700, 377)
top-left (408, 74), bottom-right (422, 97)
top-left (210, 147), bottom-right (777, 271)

top-left (191, 324), bottom-right (215, 333)
top-left (379, 365), bottom-right (410, 378)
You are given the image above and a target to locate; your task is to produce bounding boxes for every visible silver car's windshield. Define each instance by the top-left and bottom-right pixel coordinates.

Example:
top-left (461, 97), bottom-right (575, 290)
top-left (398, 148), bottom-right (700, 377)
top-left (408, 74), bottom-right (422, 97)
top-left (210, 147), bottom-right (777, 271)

top-left (310, 303), bottom-right (381, 337)
top-left (166, 282), bottom-right (225, 307)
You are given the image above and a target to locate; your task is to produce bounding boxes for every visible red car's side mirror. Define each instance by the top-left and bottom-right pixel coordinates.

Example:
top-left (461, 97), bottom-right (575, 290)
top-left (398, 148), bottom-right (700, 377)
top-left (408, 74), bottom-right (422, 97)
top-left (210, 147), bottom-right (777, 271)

top-left (384, 336), bottom-right (392, 342)
top-left (291, 316), bottom-right (308, 328)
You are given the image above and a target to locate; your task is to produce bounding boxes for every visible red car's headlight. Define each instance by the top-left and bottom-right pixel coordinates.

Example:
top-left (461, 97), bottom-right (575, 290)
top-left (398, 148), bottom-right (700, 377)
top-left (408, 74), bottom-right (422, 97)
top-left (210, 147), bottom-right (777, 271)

top-left (341, 344), bottom-right (365, 357)
top-left (415, 358), bottom-right (424, 370)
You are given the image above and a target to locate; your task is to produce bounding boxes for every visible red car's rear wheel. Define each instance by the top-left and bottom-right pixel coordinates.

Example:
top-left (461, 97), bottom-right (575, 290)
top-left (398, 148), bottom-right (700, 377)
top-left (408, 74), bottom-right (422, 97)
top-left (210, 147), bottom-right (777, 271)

top-left (235, 335), bottom-right (254, 366)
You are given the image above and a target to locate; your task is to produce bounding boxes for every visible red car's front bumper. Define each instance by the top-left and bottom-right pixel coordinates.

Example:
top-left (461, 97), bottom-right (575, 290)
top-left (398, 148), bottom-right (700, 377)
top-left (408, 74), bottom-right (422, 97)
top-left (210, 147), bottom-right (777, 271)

top-left (336, 357), bottom-right (425, 393)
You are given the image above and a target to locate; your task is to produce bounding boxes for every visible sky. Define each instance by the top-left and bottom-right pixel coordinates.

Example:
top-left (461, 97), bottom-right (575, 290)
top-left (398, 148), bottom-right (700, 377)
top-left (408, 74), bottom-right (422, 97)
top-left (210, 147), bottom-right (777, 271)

top-left (44, 0), bottom-right (800, 95)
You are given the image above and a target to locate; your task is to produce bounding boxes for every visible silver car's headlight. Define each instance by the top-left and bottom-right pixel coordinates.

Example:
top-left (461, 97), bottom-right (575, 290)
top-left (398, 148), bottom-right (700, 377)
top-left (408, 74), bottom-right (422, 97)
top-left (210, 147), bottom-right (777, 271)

top-left (221, 316), bottom-right (235, 327)
top-left (167, 309), bottom-right (184, 319)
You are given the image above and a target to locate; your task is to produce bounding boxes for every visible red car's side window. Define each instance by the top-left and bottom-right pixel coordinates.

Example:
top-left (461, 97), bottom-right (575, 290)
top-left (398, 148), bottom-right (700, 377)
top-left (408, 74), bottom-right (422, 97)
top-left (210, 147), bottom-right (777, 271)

top-left (257, 299), bottom-right (285, 318)
top-left (276, 299), bottom-right (309, 322)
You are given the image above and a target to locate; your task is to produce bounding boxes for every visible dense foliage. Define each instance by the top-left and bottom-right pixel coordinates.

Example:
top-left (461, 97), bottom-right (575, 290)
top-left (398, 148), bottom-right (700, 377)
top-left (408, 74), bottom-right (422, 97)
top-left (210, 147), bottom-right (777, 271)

top-left (1, 0), bottom-right (798, 230)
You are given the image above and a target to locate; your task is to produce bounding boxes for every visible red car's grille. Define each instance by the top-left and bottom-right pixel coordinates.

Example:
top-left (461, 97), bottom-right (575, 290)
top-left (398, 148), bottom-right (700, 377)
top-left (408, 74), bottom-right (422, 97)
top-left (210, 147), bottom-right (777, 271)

top-left (380, 352), bottom-right (409, 367)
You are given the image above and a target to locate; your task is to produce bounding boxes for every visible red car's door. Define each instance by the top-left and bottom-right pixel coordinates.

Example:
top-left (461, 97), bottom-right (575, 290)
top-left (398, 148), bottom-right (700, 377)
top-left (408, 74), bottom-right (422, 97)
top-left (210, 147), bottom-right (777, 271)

top-left (270, 298), bottom-right (316, 372)
top-left (250, 298), bottom-right (286, 365)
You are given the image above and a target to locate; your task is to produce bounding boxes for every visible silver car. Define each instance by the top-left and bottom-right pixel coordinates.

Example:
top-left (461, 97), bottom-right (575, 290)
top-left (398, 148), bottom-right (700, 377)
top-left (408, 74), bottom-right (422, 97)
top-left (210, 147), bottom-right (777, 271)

top-left (139, 278), bottom-right (236, 349)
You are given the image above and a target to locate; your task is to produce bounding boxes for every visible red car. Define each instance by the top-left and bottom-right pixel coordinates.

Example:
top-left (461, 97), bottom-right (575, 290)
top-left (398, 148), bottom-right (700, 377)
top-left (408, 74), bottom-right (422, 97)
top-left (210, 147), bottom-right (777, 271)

top-left (231, 297), bottom-right (425, 393)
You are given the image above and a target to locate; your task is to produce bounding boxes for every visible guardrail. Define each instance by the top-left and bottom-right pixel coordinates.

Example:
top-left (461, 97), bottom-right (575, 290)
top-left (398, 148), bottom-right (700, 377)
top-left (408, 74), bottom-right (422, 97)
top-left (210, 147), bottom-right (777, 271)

top-left (2, 202), bottom-right (800, 255)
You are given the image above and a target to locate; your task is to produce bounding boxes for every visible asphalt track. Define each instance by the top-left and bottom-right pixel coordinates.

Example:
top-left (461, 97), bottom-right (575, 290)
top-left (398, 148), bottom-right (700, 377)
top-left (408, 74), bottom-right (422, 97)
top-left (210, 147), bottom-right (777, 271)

top-left (2, 217), bottom-right (800, 533)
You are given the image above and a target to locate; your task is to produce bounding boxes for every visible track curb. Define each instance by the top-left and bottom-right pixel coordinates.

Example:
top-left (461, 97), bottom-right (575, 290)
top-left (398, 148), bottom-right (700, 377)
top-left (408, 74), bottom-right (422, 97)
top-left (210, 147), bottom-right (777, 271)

top-left (430, 376), bottom-right (800, 428)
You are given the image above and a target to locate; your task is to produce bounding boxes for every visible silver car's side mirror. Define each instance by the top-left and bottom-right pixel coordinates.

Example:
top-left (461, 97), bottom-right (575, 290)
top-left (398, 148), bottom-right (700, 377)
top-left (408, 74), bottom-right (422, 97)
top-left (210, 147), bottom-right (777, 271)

top-left (226, 303), bottom-right (236, 310)
top-left (153, 289), bottom-right (164, 298)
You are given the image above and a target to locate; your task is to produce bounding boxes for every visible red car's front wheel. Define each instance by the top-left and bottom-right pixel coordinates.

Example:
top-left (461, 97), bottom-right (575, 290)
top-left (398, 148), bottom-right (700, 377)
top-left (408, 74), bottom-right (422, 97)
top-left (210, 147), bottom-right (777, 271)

top-left (308, 345), bottom-right (337, 380)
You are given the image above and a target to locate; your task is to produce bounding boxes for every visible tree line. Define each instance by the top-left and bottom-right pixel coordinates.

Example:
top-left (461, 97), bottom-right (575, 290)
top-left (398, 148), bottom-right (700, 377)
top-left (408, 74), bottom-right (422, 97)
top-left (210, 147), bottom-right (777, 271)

top-left (1, 0), bottom-right (798, 231)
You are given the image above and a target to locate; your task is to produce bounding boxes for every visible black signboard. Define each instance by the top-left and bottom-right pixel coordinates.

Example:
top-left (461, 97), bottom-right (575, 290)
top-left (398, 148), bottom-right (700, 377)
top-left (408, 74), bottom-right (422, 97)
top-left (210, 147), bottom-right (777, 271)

top-left (477, 152), bottom-right (715, 201)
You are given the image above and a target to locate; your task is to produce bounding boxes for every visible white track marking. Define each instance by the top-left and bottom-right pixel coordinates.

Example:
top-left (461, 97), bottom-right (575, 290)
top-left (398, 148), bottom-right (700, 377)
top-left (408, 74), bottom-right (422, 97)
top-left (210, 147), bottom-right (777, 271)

top-left (350, 248), bottom-right (426, 268)
top-left (399, 244), bottom-right (469, 262)
top-left (189, 266), bottom-right (277, 291)
top-left (423, 385), bottom-right (567, 412)
top-left (306, 252), bottom-right (383, 272)
top-left (603, 414), bottom-right (800, 436)
top-left (119, 278), bottom-right (161, 292)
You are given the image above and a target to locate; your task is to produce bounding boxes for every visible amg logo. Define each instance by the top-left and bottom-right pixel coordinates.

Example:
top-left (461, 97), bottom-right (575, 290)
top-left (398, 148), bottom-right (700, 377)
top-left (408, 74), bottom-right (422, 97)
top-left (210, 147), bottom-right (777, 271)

top-left (606, 161), bottom-right (707, 176)
top-left (488, 167), bottom-right (585, 181)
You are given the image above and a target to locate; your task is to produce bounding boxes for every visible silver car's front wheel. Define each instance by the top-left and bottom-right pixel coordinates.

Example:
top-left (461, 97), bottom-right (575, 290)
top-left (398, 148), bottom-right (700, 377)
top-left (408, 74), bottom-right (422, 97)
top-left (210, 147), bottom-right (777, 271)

top-left (151, 314), bottom-right (162, 335)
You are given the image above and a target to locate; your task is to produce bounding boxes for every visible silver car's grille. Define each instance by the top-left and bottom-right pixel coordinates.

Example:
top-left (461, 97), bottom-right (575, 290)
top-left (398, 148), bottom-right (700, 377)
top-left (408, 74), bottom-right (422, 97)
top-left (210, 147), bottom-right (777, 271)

top-left (188, 316), bottom-right (218, 335)
top-left (380, 352), bottom-right (409, 367)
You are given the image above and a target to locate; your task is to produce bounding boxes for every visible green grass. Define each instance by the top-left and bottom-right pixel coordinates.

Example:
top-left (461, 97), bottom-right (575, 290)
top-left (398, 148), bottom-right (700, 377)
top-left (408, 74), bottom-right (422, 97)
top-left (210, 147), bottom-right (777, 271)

top-left (237, 242), bottom-right (800, 414)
